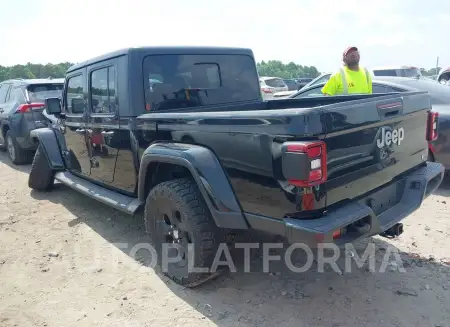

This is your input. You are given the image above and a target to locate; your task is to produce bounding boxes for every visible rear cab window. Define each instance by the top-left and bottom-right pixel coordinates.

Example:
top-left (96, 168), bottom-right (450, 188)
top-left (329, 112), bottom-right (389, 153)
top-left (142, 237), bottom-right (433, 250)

top-left (143, 54), bottom-right (260, 111)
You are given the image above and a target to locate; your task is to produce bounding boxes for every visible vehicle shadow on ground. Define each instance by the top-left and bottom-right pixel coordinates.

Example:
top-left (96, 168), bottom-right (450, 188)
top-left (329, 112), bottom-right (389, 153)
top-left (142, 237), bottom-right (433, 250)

top-left (432, 173), bottom-right (450, 197)
top-left (0, 151), bottom-right (32, 174)
top-left (29, 181), bottom-right (450, 327)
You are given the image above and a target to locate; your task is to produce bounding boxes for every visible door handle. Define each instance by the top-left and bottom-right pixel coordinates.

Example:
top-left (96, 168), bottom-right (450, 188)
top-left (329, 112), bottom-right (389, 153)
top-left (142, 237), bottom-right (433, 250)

top-left (75, 129), bottom-right (85, 134)
top-left (101, 131), bottom-right (114, 136)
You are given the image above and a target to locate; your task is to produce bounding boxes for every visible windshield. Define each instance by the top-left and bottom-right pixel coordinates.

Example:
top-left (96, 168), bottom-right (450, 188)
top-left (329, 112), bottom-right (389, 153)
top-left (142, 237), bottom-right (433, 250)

top-left (27, 83), bottom-right (63, 102)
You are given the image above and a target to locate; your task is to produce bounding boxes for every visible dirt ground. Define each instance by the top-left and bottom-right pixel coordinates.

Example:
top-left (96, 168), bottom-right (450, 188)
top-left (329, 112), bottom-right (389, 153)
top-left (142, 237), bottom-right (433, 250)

top-left (1, 151), bottom-right (449, 327)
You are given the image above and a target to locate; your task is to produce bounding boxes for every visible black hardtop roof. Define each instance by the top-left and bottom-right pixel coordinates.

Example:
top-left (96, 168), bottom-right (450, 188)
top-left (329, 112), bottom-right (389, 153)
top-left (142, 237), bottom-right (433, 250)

top-left (67, 46), bottom-right (255, 73)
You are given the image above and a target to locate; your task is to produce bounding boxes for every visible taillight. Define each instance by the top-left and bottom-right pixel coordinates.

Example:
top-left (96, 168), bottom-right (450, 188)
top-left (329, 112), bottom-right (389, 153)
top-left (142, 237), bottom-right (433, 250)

top-left (261, 88), bottom-right (273, 94)
top-left (282, 141), bottom-right (327, 187)
top-left (332, 229), bottom-right (341, 239)
top-left (16, 103), bottom-right (45, 113)
top-left (426, 111), bottom-right (438, 141)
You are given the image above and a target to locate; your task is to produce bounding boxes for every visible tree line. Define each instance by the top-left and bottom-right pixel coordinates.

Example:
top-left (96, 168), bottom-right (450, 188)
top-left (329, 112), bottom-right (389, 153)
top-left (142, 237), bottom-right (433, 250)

top-left (0, 61), bottom-right (443, 82)
top-left (257, 60), bottom-right (320, 79)
top-left (0, 60), bottom-right (321, 81)
top-left (0, 63), bottom-right (73, 82)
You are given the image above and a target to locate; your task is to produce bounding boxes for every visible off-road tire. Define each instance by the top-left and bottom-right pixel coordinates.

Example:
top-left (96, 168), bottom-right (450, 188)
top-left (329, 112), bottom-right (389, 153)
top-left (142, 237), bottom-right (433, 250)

top-left (28, 145), bottom-right (55, 191)
top-left (144, 178), bottom-right (224, 287)
top-left (6, 130), bottom-right (32, 165)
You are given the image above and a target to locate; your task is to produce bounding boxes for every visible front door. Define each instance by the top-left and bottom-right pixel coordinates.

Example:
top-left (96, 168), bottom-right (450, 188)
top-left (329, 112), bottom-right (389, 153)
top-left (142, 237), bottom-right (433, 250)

top-left (62, 72), bottom-right (91, 176)
top-left (86, 62), bottom-right (119, 185)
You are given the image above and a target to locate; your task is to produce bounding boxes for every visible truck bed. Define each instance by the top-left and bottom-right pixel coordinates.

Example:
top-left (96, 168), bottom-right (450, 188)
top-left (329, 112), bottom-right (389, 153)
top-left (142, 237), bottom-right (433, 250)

top-left (137, 91), bottom-right (433, 220)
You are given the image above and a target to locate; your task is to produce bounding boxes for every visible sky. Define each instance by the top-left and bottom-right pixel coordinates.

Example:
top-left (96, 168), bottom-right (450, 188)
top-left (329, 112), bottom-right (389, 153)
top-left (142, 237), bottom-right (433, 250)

top-left (0, 0), bottom-right (449, 73)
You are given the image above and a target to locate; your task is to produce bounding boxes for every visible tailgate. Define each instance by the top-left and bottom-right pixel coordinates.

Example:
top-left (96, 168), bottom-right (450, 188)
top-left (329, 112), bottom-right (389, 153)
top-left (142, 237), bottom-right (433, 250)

top-left (323, 92), bottom-right (431, 207)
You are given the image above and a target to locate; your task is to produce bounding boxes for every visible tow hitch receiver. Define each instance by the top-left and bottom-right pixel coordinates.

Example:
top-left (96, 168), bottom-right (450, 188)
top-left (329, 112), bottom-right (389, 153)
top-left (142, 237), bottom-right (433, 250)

top-left (379, 223), bottom-right (404, 238)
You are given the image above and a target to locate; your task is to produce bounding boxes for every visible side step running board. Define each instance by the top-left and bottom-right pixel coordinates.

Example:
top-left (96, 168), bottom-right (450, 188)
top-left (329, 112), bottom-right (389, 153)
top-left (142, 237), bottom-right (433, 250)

top-left (54, 171), bottom-right (143, 215)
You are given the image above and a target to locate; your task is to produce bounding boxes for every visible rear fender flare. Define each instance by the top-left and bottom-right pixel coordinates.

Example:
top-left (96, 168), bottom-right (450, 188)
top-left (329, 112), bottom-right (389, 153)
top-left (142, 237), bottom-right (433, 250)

top-left (138, 142), bottom-right (248, 230)
top-left (30, 128), bottom-right (65, 170)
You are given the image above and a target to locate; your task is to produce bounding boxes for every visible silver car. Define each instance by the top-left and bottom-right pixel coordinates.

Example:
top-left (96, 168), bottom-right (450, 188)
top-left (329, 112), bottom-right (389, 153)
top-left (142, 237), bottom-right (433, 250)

top-left (259, 76), bottom-right (288, 100)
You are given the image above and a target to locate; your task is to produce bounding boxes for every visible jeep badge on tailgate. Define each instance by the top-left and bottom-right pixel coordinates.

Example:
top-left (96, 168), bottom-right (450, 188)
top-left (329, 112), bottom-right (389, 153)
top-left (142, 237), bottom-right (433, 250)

top-left (377, 127), bottom-right (405, 148)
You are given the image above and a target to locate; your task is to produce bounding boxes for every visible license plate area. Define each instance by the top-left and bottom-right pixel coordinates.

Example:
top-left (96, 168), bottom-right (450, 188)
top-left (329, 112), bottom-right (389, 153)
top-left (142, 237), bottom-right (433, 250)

top-left (359, 178), bottom-right (405, 215)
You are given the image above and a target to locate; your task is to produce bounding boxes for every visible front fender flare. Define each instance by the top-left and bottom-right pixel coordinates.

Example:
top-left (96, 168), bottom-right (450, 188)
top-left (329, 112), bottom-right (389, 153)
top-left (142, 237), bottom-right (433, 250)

top-left (138, 142), bottom-right (248, 230)
top-left (30, 128), bottom-right (65, 170)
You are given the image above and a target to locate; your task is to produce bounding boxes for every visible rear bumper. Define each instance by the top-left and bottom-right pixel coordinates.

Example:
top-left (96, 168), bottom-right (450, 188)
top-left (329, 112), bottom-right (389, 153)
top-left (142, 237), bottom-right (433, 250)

top-left (248, 162), bottom-right (445, 247)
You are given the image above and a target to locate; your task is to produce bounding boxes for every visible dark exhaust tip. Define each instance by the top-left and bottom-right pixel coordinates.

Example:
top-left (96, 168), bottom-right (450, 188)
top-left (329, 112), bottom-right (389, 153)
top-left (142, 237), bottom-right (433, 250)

top-left (379, 223), bottom-right (404, 238)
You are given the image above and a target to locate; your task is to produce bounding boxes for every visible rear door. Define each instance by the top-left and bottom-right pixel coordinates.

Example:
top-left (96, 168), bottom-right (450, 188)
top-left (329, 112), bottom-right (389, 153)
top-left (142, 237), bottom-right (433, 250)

top-left (322, 93), bottom-right (431, 208)
top-left (86, 60), bottom-right (119, 185)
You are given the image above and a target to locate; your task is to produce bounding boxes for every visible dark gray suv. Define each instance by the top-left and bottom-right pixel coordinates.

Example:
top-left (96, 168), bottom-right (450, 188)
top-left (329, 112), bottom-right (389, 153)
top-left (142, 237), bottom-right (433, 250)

top-left (0, 78), bottom-right (64, 164)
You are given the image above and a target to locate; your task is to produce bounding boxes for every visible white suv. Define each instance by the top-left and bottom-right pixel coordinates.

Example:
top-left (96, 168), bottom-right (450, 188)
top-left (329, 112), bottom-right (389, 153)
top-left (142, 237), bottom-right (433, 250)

top-left (259, 76), bottom-right (288, 100)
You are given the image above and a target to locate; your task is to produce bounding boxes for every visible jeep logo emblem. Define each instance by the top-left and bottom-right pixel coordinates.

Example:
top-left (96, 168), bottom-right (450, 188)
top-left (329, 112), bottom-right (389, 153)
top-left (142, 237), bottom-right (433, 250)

top-left (377, 127), bottom-right (404, 148)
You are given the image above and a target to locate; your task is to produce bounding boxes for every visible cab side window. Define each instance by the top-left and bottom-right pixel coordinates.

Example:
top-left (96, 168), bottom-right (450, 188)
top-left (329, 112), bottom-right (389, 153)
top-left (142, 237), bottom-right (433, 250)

top-left (66, 74), bottom-right (85, 114)
top-left (90, 66), bottom-right (116, 114)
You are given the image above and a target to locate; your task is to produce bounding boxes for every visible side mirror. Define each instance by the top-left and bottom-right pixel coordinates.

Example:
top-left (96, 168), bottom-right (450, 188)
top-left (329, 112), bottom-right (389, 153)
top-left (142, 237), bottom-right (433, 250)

top-left (45, 97), bottom-right (62, 116)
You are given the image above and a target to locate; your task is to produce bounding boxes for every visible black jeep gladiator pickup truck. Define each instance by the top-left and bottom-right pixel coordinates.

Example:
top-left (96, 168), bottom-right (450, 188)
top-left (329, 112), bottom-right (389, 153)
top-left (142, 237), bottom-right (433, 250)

top-left (29, 46), bottom-right (444, 287)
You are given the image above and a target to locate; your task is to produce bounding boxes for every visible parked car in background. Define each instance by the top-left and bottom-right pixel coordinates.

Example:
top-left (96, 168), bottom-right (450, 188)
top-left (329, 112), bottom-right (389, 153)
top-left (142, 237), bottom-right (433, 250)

top-left (295, 78), bottom-right (313, 89)
top-left (274, 73), bottom-right (331, 97)
top-left (0, 78), bottom-right (64, 164)
top-left (273, 90), bottom-right (297, 98)
top-left (272, 77), bottom-right (318, 98)
top-left (259, 76), bottom-right (288, 100)
top-left (300, 72), bottom-right (332, 89)
top-left (288, 76), bottom-right (450, 168)
top-left (283, 79), bottom-right (299, 91)
top-left (437, 68), bottom-right (450, 85)
top-left (372, 66), bottom-right (422, 78)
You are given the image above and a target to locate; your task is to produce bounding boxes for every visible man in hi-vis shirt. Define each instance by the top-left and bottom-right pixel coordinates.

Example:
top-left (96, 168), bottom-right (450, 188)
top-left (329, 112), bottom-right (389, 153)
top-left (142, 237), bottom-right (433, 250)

top-left (321, 46), bottom-right (372, 96)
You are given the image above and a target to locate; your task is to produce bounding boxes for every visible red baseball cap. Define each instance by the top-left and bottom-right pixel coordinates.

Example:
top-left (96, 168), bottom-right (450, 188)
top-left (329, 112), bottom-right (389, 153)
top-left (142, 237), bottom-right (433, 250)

top-left (343, 46), bottom-right (358, 57)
